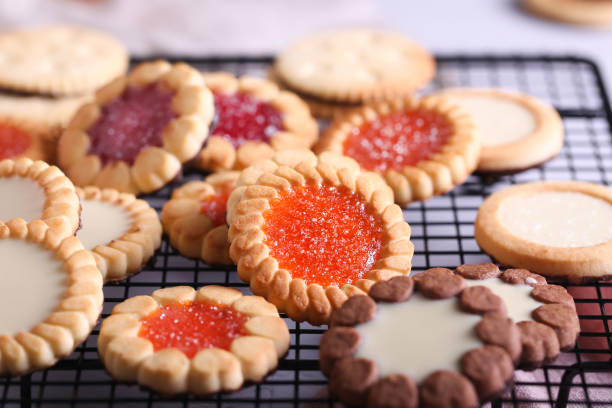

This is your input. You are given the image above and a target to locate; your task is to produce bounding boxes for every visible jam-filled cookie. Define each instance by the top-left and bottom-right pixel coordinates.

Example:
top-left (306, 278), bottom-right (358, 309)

top-left (195, 72), bottom-right (317, 171)
top-left (475, 181), bottom-right (612, 282)
top-left (317, 95), bottom-right (480, 206)
top-left (0, 118), bottom-right (55, 163)
top-left (0, 218), bottom-right (103, 376)
top-left (98, 285), bottom-right (289, 396)
top-left (0, 158), bottom-right (80, 238)
top-left (161, 171), bottom-right (239, 265)
top-left (76, 186), bottom-right (162, 282)
top-left (228, 150), bottom-right (414, 325)
top-left (58, 60), bottom-right (215, 194)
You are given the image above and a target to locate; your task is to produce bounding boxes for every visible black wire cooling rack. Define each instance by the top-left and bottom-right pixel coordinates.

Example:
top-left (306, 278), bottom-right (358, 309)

top-left (4, 55), bottom-right (612, 407)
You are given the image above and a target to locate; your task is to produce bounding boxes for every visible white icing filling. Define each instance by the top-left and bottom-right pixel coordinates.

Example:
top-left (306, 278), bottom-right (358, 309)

top-left (498, 192), bottom-right (612, 247)
top-left (465, 278), bottom-right (543, 323)
top-left (354, 293), bottom-right (482, 383)
top-left (77, 199), bottom-right (132, 250)
top-left (445, 95), bottom-right (537, 147)
top-left (0, 176), bottom-right (45, 222)
top-left (0, 239), bottom-right (66, 334)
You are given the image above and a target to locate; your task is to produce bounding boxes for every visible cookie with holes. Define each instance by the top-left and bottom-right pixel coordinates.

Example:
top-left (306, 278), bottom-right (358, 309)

top-left (227, 150), bottom-right (414, 325)
top-left (0, 218), bottom-right (103, 376)
top-left (317, 95), bottom-right (480, 206)
top-left (161, 171), bottom-right (239, 265)
top-left (98, 285), bottom-right (290, 396)
top-left (195, 72), bottom-right (317, 171)
top-left (58, 60), bottom-right (215, 194)
top-left (76, 186), bottom-right (162, 283)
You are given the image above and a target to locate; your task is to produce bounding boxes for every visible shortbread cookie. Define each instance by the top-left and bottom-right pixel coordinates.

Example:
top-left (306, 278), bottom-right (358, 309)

top-left (161, 171), bottom-right (239, 265)
top-left (76, 186), bottom-right (162, 282)
top-left (0, 93), bottom-right (92, 128)
top-left (433, 88), bottom-right (563, 173)
top-left (274, 29), bottom-right (435, 104)
top-left (454, 263), bottom-right (579, 368)
top-left (0, 118), bottom-right (54, 162)
top-left (196, 72), bottom-right (317, 171)
top-left (475, 181), bottom-right (612, 281)
top-left (0, 218), bottom-right (103, 376)
top-left (317, 95), bottom-right (480, 206)
top-left (58, 60), bottom-right (215, 194)
top-left (0, 25), bottom-right (128, 96)
top-left (227, 150), bottom-right (414, 325)
top-left (98, 285), bottom-right (289, 395)
top-left (522, 0), bottom-right (612, 26)
top-left (0, 158), bottom-right (79, 238)
top-left (320, 271), bottom-right (519, 407)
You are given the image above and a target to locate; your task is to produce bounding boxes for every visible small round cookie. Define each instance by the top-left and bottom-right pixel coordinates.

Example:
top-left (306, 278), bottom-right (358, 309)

top-left (161, 171), bottom-right (239, 265)
top-left (317, 95), bottom-right (480, 206)
top-left (0, 118), bottom-right (54, 163)
top-left (98, 285), bottom-right (289, 396)
top-left (76, 186), bottom-right (162, 283)
top-left (522, 0), bottom-right (612, 26)
top-left (58, 60), bottom-right (215, 195)
top-left (432, 88), bottom-right (563, 173)
top-left (0, 158), bottom-right (80, 238)
top-left (195, 72), bottom-right (317, 171)
top-left (0, 218), bottom-right (103, 376)
top-left (0, 25), bottom-right (128, 96)
top-left (320, 271), bottom-right (519, 407)
top-left (0, 93), bottom-right (92, 128)
top-left (274, 29), bottom-right (435, 104)
top-left (475, 181), bottom-right (612, 282)
top-left (228, 150), bottom-right (414, 325)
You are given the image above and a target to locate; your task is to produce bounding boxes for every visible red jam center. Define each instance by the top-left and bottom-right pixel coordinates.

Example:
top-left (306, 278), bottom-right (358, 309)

top-left (212, 91), bottom-right (284, 148)
top-left (87, 84), bottom-right (176, 165)
top-left (138, 300), bottom-right (249, 358)
top-left (0, 124), bottom-right (30, 160)
top-left (263, 183), bottom-right (384, 286)
top-left (343, 110), bottom-right (453, 172)
top-left (200, 187), bottom-right (233, 226)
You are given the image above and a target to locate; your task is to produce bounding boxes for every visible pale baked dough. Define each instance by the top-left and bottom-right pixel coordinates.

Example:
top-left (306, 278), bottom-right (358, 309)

top-left (0, 93), bottom-right (91, 129)
top-left (76, 186), bottom-right (162, 282)
top-left (523, 0), bottom-right (612, 26)
top-left (98, 285), bottom-right (289, 396)
top-left (58, 60), bottom-right (215, 194)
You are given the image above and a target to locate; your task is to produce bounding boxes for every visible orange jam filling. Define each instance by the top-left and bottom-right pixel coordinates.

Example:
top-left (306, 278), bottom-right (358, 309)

top-left (0, 124), bottom-right (31, 160)
top-left (200, 187), bottom-right (233, 226)
top-left (138, 300), bottom-right (249, 358)
top-left (343, 109), bottom-right (453, 172)
top-left (263, 183), bottom-right (384, 286)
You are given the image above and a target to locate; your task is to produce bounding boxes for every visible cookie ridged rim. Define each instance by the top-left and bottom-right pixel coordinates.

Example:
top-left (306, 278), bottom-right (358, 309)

top-left (0, 218), bottom-right (103, 376)
top-left (317, 95), bottom-right (480, 206)
top-left (76, 186), bottom-right (162, 283)
top-left (227, 150), bottom-right (414, 325)
top-left (58, 60), bottom-right (215, 195)
top-left (196, 72), bottom-right (318, 171)
top-left (161, 171), bottom-right (240, 265)
top-left (98, 285), bottom-right (290, 396)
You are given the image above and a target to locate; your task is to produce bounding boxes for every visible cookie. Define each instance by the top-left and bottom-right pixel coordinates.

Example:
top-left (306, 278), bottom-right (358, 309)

top-left (98, 285), bottom-right (289, 396)
top-left (0, 93), bottom-right (92, 128)
top-left (58, 60), bottom-right (215, 194)
top-left (0, 25), bottom-right (128, 96)
top-left (317, 95), bottom-right (480, 206)
top-left (0, 218), bottom-right (103, 376)
top-left (522, 0), bottom-right (612, 26)
top-left (161, 171), bottom-right (239, 265)
top-left (432, 88), bottom-right (563, 173)
top-left (0, 118), bottom-right (55, 163)
top-left (475, 181), bottom-right (612, 282)
top-left (274, 29), bottom-right (435, 104)
top-left (76, 186), bottom-right (162, 283)
top-left (195, 72), bottom-right (317, 171)
top-left (227, 150), bottom-right (414, 325)
top-left (0, 157), bottom-right (80, 238)
top-left (320, 272), bottom-right (518, 407)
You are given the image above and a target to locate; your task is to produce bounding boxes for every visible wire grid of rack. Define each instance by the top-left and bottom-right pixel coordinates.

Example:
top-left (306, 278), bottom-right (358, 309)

top-left (3, 55), bottom-right (612, 407)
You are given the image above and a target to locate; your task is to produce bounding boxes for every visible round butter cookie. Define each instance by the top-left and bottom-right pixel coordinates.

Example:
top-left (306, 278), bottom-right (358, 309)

top-left (522, 0), bottom-right (612, 26)
top-left (98, 285), bottom-right (289, 396)
top-left (0, 93), bottom-right (92, 128)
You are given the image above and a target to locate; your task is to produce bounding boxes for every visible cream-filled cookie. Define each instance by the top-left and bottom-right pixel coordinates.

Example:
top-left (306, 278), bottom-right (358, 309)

top-left (475, 181), bottom-right (612, 281)
top-left (98, 285), bottom-right (289, 396)
top-left (76, 186), bottom-right (162, 282)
